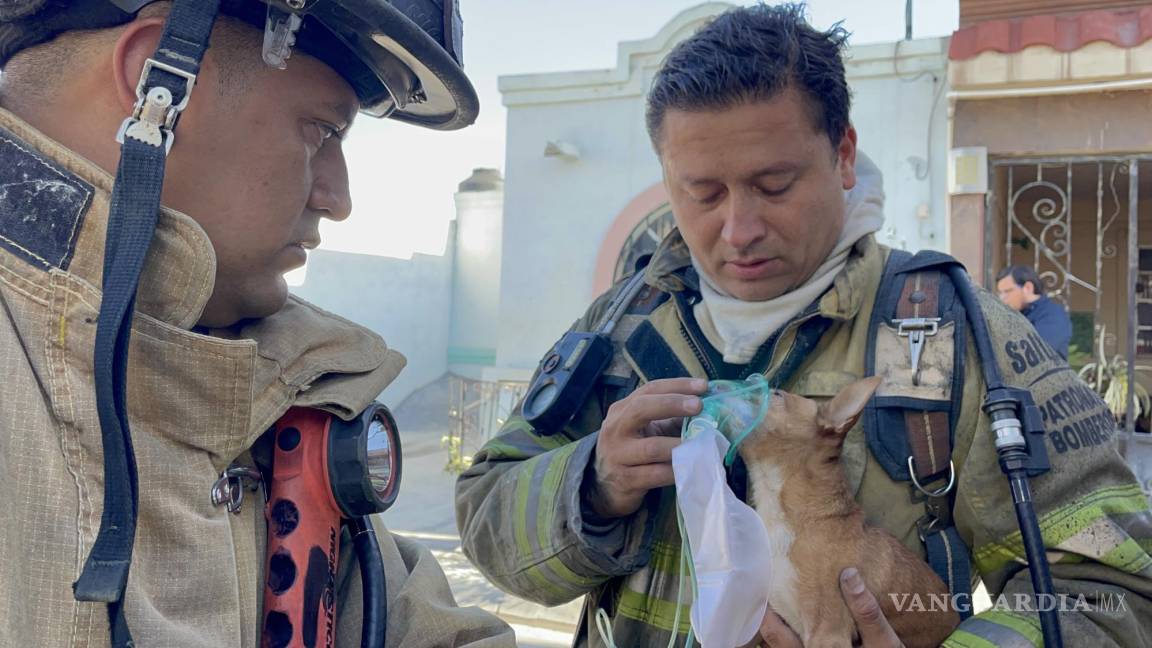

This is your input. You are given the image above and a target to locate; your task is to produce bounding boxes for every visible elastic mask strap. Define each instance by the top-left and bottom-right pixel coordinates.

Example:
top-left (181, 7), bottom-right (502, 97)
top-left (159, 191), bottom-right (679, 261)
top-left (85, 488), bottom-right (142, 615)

top-left (72, 3), bottom-right (221, 646)
top-left (722, 395), bottom-right (771, 467)
top-left (674, 375), bottom-right (773, 648)
top-left (719, 374), bottom-right (773, 467)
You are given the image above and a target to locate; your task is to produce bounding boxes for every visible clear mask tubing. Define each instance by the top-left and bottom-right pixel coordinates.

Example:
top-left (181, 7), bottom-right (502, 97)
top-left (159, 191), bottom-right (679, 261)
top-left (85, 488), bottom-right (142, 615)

top-left (683, 373), bottom-right (775, 466)
top-left (597, 375), bottom-right (775, 648)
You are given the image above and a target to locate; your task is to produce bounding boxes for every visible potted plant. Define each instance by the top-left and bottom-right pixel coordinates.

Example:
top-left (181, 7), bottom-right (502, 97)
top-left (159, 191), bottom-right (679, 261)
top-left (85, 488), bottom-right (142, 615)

top-left (1078, 327), bottom-right (1152, 429)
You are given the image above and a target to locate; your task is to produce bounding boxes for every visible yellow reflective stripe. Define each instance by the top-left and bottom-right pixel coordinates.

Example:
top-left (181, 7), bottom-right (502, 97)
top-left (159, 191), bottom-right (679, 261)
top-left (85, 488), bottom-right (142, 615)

top-left (545, 553), bottom-right (603, 589)
top-left (1046, 550), bottom-right (1086, 565)
top-left (979, 610), bottom-right (1042, 644)
top-left (942, 630), bottom-right (998, 648)
top-left (535, 444), bottom-right (571, 552)
top-left (536, 431), bottom-right (577, 451)
top-left (504, 416), bottom-right (575, 451)
top-left (479, 439), bottom-right (526, 458)
top-left (650, 540), bottom-right (684, 574)
top-left (974, 484), bottom-right (1149, 574)
top-left (616, 587), bottom-right (692, 634)
top-left (501, 417), bottom-right (535, 434)
top-left (521, 560), bottom-right (576, 594)
top-left (1101, 537), bottom-right (1152, 573)
top-left (481, 417), bottom-right (573, 459)
top-left (944, 611), bottom-right (1043, 647)
top-left (510, 455), bottom-right (583, 595)
top-left (513, 454), bottom-right (537, 563)
top-left (532, 443), bottom-right (602, 590)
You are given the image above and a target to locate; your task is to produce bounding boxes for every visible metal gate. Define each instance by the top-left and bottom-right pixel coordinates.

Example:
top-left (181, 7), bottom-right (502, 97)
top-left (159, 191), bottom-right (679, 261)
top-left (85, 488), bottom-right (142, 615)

top-left (986, 156), bottom-right (1152, 492)
top-left (444, 376), bottom-right (527, 473)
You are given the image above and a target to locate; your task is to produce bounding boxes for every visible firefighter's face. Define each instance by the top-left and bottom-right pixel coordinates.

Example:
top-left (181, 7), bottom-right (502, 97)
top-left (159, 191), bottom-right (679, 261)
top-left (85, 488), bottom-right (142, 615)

top-left (161, 37), bottom-right (357, 327)
top-left (659, 89), bottom-right (857, 302)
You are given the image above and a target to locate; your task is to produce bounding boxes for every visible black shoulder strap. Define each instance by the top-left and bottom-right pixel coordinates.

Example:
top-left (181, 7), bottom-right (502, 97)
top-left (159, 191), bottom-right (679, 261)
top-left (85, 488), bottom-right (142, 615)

top-left (75, 4), bottom-right (222, 647)
top-left (865, 249), bottom-right (973, 616)
top-left (604, 276), bottom-right (675, 387)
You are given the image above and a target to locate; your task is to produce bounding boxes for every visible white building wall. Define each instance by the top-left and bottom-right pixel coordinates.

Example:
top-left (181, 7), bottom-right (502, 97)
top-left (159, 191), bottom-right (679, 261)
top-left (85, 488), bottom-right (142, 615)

top-left (495, 2), bottom-right (951, 374)
top-left (293, 245), bottom-right (454, 406)
top-left (845, 38), bottom-right (950, 255)
top-left (450, 179), bottom-right (505, 379)
top-left (495, 96), bottom-right (665, 373)
top-left (494, 4), bottom-right (728, 375)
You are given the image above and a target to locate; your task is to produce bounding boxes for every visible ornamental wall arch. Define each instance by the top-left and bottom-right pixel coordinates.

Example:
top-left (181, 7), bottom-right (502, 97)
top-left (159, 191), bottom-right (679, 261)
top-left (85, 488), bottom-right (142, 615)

top-left (591, 183), bottom-right (674, 296)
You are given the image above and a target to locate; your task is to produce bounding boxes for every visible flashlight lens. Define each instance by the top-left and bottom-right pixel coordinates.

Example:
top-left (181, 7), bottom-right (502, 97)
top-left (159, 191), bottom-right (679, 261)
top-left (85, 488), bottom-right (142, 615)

top-left (366, 418), bottom-right (394, 498)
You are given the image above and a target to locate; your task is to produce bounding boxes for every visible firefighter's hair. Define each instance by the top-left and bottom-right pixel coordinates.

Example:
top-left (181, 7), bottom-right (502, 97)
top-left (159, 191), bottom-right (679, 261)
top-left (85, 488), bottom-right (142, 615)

top-left (646, 2), bottom-right (851, 154)
top-left (997, 264), bottom-right (1047, 296)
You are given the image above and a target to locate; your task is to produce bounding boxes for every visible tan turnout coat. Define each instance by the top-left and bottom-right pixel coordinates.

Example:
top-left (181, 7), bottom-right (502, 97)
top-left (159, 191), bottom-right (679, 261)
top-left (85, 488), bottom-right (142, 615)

top-left (0, 108), bottom-right (514, 647)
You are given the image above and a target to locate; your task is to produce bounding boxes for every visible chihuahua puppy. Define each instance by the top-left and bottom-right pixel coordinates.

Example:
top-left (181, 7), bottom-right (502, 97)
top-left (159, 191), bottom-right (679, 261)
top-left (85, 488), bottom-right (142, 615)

top-left (737, 377), bottom-right (960, 648)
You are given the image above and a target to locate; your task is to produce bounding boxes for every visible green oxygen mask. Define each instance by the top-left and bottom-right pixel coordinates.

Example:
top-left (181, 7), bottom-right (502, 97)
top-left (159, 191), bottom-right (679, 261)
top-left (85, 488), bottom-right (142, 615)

top-left (682, 373), bottom-right (775, 467)
top-left (670, 372), bottom-right (777, 648)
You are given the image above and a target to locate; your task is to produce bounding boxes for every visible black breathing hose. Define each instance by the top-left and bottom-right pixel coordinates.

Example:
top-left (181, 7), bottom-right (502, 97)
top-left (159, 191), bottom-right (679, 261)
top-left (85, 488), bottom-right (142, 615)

top-left (945, 265), bottom-right (1005, 392)
top-left (350, 517), bottom-right (387, 648)
top-left (946, 265), bottom-right (1063, 648)
top-left (1008, 463), bottom-right (1063, 645)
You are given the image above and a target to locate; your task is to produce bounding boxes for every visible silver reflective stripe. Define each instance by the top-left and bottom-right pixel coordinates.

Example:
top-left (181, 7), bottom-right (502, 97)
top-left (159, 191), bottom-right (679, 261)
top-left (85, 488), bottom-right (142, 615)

top-left (958, 617), bottom-right (1039, 648)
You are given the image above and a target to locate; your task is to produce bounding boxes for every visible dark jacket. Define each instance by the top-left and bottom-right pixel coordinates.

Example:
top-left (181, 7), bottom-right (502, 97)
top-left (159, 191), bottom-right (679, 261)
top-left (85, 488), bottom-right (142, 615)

top-left (1023, 295), bottom-right (1073, 359)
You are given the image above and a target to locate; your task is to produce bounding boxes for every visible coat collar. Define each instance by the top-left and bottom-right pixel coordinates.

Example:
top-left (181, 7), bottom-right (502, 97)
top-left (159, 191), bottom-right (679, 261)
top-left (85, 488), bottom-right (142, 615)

top-left (643, 227), bottom-right (884, 324)
top-left (0, 108), bottom-right (406, 464)
top-left (0, 107), bottom-right (218, 329)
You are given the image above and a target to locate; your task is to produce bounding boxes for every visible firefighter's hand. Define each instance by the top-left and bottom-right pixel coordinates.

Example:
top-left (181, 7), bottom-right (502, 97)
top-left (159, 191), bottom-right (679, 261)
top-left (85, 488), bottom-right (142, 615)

top-left (584, 377), bottom-right (706, 519)
top-left (756, 568), bottom-right (905, 647)
top-left (841, 567), bottom-right (905, 647)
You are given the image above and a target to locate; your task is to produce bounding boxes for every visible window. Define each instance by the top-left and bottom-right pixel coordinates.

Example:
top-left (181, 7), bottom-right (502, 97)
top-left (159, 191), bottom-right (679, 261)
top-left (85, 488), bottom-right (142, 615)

top-left (1137, 248), bottom-right (1152, 355)
top-left (613, 206), bottom-right (676, 282)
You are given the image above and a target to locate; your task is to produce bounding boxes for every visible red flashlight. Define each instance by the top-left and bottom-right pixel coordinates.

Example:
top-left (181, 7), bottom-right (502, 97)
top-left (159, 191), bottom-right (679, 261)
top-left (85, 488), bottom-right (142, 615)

top-left (261, 403), bottom-right (401, 648)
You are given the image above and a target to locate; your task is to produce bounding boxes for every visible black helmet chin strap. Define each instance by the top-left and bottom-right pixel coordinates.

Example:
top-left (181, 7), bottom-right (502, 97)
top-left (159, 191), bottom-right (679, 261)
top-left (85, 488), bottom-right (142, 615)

top-left (71, 1), bottom-right (220, 645)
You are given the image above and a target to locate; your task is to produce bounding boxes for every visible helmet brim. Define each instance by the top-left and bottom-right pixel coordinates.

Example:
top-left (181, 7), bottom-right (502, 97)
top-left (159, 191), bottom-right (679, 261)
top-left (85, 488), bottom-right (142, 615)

top-left (221, 0), bottom-right (479, 129)
top-left (305, 0), bottom-right (478, 130)
top-left (0, 0), bottom-right (480, 129)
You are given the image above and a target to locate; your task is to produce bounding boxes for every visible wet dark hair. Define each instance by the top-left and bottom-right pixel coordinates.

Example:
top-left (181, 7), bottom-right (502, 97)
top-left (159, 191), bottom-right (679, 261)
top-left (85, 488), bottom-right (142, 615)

top-left (997, 265), bottom-right (1046, 296)
top-left (646, 2), bottom-right (851, 152)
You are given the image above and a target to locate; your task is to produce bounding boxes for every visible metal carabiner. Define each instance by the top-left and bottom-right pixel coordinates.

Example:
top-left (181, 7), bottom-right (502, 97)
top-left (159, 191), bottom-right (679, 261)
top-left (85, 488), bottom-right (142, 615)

top-left (210, 464), bottom-right (265, 514)
top-left (908, 456), bottom-right (955, 498)
top-left (895, 317), bottom-right (941, 385)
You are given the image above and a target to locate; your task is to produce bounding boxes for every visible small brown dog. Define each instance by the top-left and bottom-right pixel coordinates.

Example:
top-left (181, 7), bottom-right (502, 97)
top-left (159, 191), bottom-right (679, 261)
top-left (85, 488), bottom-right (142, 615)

top-left (737, 377), bottom-right (960, 648)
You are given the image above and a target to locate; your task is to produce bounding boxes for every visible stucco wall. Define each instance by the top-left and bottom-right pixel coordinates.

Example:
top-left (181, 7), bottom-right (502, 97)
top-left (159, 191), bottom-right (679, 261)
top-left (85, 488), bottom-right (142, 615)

top-left (953, 91), bottom-right (1152, 157)
top-left (450, 189), bottom-right (504, 378)
top-left (495, 32), bottom-right (952, 372)
top-left (293, 245), bottom-right (454, 406)
top-left (496, 95), bottom-right (665, 371)
top-left (847, 40), bottom-right (951, 254)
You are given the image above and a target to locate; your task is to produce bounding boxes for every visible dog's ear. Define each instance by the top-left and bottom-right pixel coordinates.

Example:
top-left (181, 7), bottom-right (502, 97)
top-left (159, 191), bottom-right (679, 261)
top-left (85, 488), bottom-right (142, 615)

top-left (816, 377), bottom-right (882, 439)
